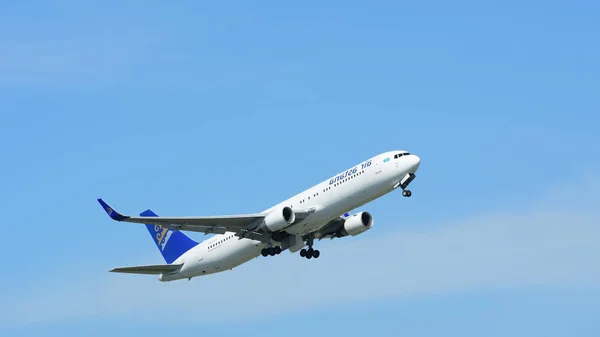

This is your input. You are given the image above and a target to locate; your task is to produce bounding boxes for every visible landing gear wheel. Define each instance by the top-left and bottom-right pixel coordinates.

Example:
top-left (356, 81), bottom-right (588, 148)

top-left (300, 248), bottom-right (307, 257)
top-left (267, 247), bottom-right (275, 256)
top-left (306, 248), bottom-right (314, 259)
top-left (312, 250), bottom-right (320, 258)
top-left (402, 190), bottom-right (412, 197)
top-left (274, 246), bottom-right (282, 255)
top-left (261, 248), bottom-right (269, 257)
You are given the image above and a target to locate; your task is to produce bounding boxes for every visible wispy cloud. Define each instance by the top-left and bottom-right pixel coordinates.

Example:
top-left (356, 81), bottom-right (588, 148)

top-left (3, 177), bottom-right (600, 326)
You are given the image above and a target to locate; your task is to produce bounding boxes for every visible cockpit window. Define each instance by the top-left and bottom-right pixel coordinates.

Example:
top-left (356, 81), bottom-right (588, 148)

top-left (394, 152), bottom-right (411, 159)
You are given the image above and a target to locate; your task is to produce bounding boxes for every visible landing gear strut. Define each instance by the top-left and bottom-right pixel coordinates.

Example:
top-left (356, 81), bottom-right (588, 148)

top-left (400, 173), bottom-right (415, 198)
top-left (261, 246), bottom-right (282, 257)
top-left (299, 233), bottom-right (320, 259)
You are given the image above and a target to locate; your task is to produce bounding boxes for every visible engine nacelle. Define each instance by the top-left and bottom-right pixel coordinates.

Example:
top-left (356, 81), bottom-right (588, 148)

top-left (340, 211), bottom-right (374, 237)
top-left (259, 206), bottom-right (296, 232)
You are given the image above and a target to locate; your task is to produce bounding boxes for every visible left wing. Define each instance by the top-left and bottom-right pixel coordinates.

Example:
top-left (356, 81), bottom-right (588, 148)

top-left (97, 198), bottom-right (265, 234)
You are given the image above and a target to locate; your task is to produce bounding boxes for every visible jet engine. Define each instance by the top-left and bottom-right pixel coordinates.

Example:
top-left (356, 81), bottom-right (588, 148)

top-left (339, 211), bottom-right (373, 237)
top-left (259, 206), bottom-right (296, 232)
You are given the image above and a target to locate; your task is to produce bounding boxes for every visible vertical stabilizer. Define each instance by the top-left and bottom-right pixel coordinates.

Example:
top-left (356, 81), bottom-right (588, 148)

top-left (141, 209), bottom-right (199, 264)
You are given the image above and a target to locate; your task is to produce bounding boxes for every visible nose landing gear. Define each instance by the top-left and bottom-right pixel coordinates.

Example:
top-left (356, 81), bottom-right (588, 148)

top-left (399, 173), bottom-right (415, 197)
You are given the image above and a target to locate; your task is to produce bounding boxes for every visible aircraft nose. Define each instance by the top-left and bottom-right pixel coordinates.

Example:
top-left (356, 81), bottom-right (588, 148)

top-left (408, 154), bottom-right (420, 172)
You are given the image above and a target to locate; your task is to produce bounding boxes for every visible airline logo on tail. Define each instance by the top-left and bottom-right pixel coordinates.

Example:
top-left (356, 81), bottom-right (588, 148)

top-left (153, 225), bottom-right (173, 251)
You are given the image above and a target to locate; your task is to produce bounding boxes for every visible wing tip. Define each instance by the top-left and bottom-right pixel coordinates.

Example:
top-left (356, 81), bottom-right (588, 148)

top-left (97, 198), bottom-right (130, 221)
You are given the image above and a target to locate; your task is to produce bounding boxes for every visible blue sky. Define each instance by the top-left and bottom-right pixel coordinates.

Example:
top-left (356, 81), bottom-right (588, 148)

top-left (1, 1), bottom-right (599, 336)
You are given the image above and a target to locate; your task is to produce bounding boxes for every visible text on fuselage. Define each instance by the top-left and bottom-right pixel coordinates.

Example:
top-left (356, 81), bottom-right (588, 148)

top-left (329, 160), bottom-right (371, 185)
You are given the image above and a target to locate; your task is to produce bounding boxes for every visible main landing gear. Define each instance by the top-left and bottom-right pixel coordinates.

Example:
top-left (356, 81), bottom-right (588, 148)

top-left (299, 233), bottom-right (320, 259)
top-left (300, 247), bottom-right (320, 259)
top-left (402, 190), bottom-right (412, 197)
top-left (261, 246), bottom-right (282, 257)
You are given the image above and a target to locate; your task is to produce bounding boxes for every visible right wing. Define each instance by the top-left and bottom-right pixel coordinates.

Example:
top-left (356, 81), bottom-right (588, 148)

top-left (314, 213), bottom-right (349, 239)
top-left (110, 264), bottom-right (183, 275)
top-left (97, 198), bottom-right (265, 235)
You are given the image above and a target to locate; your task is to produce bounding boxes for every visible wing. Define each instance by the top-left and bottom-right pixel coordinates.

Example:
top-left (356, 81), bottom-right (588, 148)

top-left (110, 264), bottom-right (183, 275)
top-left (97, 198), bottom-right (265, 235)
top-left (314, 213), bottom-right (349, 239)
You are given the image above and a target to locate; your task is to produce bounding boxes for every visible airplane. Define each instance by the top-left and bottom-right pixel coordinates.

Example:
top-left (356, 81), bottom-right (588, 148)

top-left (98, 150), bottom-right (420, 281)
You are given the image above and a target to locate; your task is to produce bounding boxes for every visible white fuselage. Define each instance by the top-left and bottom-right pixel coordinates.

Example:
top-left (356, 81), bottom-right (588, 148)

top-left (159, 151), bottom-right (420, 281)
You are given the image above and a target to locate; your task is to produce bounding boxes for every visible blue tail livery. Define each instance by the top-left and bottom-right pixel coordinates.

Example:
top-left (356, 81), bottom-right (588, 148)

top-left (141, 209), bottom-right (199, 264)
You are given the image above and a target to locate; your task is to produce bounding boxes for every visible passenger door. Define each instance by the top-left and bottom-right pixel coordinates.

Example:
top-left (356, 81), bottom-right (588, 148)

top-left (197, 244), bottom-right (204, 261)
top-left (374, 158), bottom-right (383, 174)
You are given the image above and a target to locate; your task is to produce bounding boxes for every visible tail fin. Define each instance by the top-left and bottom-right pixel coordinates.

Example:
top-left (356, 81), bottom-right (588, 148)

top-left (141, 209), bottom-right (199, 264)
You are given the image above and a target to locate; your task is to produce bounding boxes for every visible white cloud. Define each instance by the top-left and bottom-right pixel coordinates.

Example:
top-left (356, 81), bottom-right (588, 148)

top-left (3, 177), bottom-right (600, 326)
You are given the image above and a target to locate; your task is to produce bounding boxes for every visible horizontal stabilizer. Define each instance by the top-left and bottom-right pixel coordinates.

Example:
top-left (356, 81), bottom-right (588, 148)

top-left (109, 264), bottom-right (183, 275)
